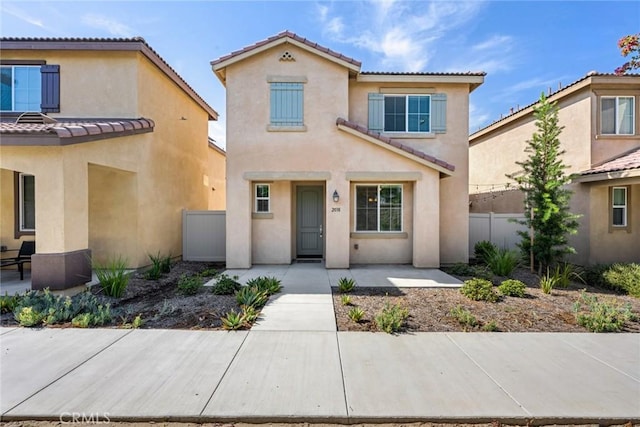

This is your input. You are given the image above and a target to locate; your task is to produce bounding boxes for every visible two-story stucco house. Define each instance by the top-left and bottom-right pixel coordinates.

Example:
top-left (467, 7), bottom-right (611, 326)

top-left (469, 72), bottom-right (640, 265)
top-left (0, 37), bottom-right (223, 290)
top-left (212, 32), bottom-right (484, 269)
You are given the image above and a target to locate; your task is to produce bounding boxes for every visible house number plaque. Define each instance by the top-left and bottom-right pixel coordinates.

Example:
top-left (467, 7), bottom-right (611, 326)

top-left (331, 207), bottom-right (341, 212)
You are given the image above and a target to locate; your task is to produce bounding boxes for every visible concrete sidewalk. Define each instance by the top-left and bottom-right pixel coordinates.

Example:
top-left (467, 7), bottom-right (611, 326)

top-left (1, 327), bottom-right (638, 424)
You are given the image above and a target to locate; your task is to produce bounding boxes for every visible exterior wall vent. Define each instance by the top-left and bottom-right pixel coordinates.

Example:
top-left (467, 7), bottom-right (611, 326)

top-left (279, 51), bottom-right (295, 61)
top-left (15, 112), bottom-right (57, 125)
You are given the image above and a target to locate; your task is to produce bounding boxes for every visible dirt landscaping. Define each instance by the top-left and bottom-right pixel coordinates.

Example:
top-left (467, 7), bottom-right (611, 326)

top-left (2, 262), bottom-right (639, 333)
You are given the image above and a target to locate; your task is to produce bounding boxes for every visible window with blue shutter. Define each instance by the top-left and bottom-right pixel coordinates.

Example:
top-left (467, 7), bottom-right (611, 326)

top-left (0, 64), bottom-right (59, 113)
top-left (368, 92), bottom-right (446, 134)
top-left (270, 82), bottom-right (303, 126)
top-left (41, 64), bottom-right (60, 113)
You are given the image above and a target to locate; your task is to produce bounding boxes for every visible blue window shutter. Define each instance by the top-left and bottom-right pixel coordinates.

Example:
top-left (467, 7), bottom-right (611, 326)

top-left (270, 82), bottom-right (303, 126)
top-left (41, 64), bottom-right (60, 113)
top-left (431, 93), bottom-right (446, 133)
top-left (368, 93), bottom-right (384, 132)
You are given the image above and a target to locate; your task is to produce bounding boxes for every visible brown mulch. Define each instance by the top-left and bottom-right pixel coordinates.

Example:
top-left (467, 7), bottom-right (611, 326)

top-left (333, 268), bottom-right (640, 333)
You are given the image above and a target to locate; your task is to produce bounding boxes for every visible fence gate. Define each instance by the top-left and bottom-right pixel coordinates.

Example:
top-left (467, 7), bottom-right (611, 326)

top-left (469, 213), bottom-right (527, 255)
top-left (182, 210), bottom-right (226, 262)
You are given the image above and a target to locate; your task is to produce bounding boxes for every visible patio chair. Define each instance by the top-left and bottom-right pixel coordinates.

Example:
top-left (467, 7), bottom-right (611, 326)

top-left (0, 241), bottom-right (35, 280)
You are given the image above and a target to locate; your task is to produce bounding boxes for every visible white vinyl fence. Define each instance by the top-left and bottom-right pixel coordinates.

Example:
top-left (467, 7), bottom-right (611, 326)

top-left (469, 213), bottom-right (527, 255)
top-left (182, 210), bottom-right (226, 262)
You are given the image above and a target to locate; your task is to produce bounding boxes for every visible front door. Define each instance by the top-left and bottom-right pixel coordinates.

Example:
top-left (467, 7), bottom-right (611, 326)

top-left (296, 186), bottom-right (323, 257)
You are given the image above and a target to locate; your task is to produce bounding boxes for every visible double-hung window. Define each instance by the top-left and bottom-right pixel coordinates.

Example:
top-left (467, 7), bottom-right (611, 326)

top-left (384, 95), bottom-right (430, 132)
top-left (19, 173), bottom-right (35, 232)
top-left (612, 186), bottom-right (628, 227)
top-left (355, 184), bottom-right (402, 232)
top-left (270, 82), bottom-right (303, 127)
top-left (255, 184), bottom-right (270, 213)
top-left (601, 96), bottom-right (635, 135)
top-left (1, 66), bottom-right (41, 112)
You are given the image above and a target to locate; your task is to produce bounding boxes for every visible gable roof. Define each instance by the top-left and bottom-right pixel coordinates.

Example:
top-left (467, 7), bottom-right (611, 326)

top-left (470, 72), bottom-right (640, 141)
top-left (211, 31), bottom-right (362, 84)
top-left (0, 37), bottom-right (218, 120)
top-left (336, 118), bottom-right (455, 176)
top-left (574, 147), bottom-right (640, 182)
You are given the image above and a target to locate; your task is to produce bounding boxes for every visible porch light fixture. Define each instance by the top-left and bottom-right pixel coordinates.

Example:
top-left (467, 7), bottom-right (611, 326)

top-left (333, 190), bottom-right (340, 202)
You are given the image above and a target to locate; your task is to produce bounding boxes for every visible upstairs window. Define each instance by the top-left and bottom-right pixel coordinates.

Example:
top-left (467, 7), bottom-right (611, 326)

top-left (601, 96), bottom-right (635, 135)
top-left (355, 184), bottom-right (403, 232)
top-left (270, 82), bottom-right (303, 127)
top-left (1, 66), bottom-right (41, 112)
top-left (384, 95), bottom-right (430, 132)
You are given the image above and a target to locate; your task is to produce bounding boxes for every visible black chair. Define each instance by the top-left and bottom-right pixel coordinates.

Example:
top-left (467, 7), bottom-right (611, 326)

top-left (1, 241), bottom-right (35, 280)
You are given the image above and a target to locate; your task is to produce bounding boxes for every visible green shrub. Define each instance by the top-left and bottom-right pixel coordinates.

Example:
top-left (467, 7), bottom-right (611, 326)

top-left (460, 278), bottom-right (498, 302)
top-left (121, 314), bottom-right (144, 329)
top-left (71, 313), bottom-right (92, 328)
top-left (573, 291), bottom-right (636, 332)
top-left (145, 252), bottom-right (171, 280)
top-left (482, 320), bottom-right (499, 332)
top-left (471, 265), bottom-right (494, 281)
top-left (486, 248), bottom-right (520, 276)
top-left (340, 295), bottom-right (352, 306)
top-left (338, 277), bottom-right (356, 293)
top-left (246, 276), bottom-right (282, 295)
top-left (602, 263), bottom-right (640, 298)
top-left (474, 240), bottom-right (497, 264)
top-left (221, 310), bottom-right (246, 330)
top-left (95, 255), bottom-right (130, 298)
top-left (14, 289), bottom-right (111, 327)
top-left (552, 263), bottom-right (585, 288)
top-left (177, 274), bottom-right (203, 295)
top-left (348, 306), bottom-right (365, 323)
top-left (540, 270), bottom-right (558, 294)
top-left (16, 306), bottom-right (45, 327)
top-left (241, 305), bottom-right (259, 324)
top-left (199, 267), bottom-right (219, 277)
top-left (0, 293), bottom-right (21, 314)
top-left (498, 279), bottom-right (527, 297)
top-left (375, 302), bottom-right (409, 333)
top-left (211, 274), bottom-right (242, 295)
top-left (449, 305), bottom-right (477, 329)
top-left (447, 263), bottom-right (476, 276)
top-left (235, 286), bottom-right (268, 309)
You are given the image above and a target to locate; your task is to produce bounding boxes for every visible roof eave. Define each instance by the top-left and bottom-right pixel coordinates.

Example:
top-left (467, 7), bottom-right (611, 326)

top-left (356, 73), bottom-right (485, 89)
top-left (573, 168), bottom-right (640, 183)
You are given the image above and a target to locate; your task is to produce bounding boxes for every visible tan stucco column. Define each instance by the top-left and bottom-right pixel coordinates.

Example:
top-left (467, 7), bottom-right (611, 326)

top-left (325, 175), bottom-right (350, 268)
top-left (226, 176), bottom-right (252, 268)
top-left (413, 174), bottom-right (440, 267)
top-left (31, 156), bottom-right (92, 289)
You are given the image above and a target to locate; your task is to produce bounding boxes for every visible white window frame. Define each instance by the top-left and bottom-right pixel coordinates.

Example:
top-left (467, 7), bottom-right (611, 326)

top-left (354, 184), bottom-right (403, 232)
top-left (612, 186), bottom-right (627, 227)
top-left (383, 94), bottom-right (431, 133)
top-left (254, 184), bottom-right (270, 213)
top-left (0, 65), bottom-right (41, 112)
top-left (19, 173), bottom-right (35, 232)
top-left (601, 96), bottom-right (635, 135)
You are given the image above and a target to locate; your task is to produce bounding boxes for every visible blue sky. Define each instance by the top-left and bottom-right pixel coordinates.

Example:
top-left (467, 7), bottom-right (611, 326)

top-left (1, 0), bottom-right (638, 148)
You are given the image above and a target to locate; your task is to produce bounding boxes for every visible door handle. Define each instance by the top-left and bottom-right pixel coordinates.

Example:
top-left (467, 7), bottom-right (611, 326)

top-left (319, 225), bottom-right (323, 238)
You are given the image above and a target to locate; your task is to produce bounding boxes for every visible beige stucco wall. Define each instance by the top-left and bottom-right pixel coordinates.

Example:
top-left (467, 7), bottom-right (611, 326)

top-left (470, 80), bottom-right (640, 265)
top-left (0, 168), bottom-right (28, 253)
top-left (208, 146), bottom-right (226, 210)
top-left (0, 49), bottom-right (213, 269)
top-left (223, 43), bottom-right (472, 267)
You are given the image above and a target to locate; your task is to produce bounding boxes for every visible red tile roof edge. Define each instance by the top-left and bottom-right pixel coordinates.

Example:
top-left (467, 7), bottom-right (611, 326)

top-left (361, 71), bottom-right (486, 76)
top-left (211, 30), bottom-right (362, 68)
top-left (0, 118), bottom-right (155, 139)
top-left (580, 147), bottom-right (640, 175)
top-left (335, 118), bottom-right (455, 172)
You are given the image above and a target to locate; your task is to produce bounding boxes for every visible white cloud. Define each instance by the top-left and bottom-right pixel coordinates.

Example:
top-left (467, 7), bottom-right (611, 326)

top-left (1, 4), bottom-right (46, 29)
top-left (82, 13), bottom-right (134, 37)
top-left (317, 0), bottom-right (487, 71)
top-left (469, 102), bottom-right (491, 133)
top-left (208, 121), bottom-right (226, 150)
top-left (472, 35), bottom-right (513, 51)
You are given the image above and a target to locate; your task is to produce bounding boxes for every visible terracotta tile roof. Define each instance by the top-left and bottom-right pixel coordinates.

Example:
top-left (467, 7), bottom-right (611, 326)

top-left (581, 147), bottom-right (640, 175)
top-left (360, 71), bottom-right (486, 77)
top-left (0, 118), bottom-right (154, 144)
top-left (335, 118), bottom-right (455, 172)
top-left (211, 31), bottom-right (361, 68)
top-left (1, 37), bottom-right (218, 120)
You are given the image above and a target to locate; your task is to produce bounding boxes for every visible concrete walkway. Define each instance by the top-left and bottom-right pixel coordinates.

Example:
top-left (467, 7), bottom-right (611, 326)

top-left (2, 265), bottom-right (639, 423)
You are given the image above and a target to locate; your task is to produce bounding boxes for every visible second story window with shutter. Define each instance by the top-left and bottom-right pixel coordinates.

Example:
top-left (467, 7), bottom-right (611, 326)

top-left (270, 82), bottom-right (303, 127)
top-left (368, 92), bottom-right (446, 134)
top-left (0, 64), bottom-right (60, 113)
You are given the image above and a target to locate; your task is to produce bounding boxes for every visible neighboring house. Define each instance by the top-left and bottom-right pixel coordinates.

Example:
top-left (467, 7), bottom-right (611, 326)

top-left (469, 72), bottom-right (640, 265)
top-left (211, 31), bottom-right (484, 269)
top-left (207, 137), bottom-right (227, 210)
top-left (0, 37), bottom-right (221, 290)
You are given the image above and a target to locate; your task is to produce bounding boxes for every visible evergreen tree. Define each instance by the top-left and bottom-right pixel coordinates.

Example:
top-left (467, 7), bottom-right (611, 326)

top-left (508, 93), bottom-right (579, 272)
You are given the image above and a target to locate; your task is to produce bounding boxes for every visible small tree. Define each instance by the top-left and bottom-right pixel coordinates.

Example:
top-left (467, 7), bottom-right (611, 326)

top-left (508, 93), bottom-right (579, 273)
top-left (615, 33), bottom-right (639, 75)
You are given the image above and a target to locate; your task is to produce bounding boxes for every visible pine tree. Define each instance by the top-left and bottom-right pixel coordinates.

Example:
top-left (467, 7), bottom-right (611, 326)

top-left (508, 93), bottom-right (579, 272)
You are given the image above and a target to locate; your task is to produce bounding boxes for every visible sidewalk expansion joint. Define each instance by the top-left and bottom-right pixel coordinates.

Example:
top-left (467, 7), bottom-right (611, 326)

top-left (444, 333), bottom-right (532, 418)
top-left (2, 329), bottom-right (135, 417)
top-left (198, 329), bottom-right (250, 416)
top-left (561, 338), bottom-right (640, 383)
